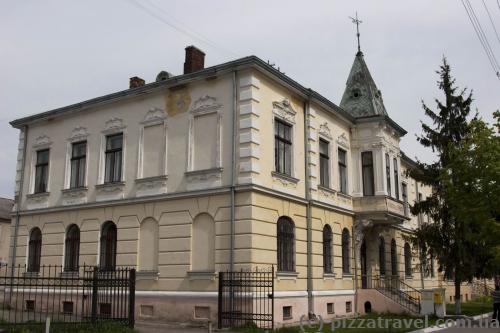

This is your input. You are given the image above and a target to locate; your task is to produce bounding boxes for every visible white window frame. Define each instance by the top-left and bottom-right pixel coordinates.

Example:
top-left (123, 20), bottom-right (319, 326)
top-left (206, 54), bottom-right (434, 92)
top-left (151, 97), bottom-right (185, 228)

top-left (64, 127), bottom-right (90, 189)
top-left (29, 135), bottom-right (52, 194)
top-left (187, 95), bottom-right (223, 172)
top-left (136, 108), bottom-right (168, 179)
top-left (97, 118), bottom-right (126, 185)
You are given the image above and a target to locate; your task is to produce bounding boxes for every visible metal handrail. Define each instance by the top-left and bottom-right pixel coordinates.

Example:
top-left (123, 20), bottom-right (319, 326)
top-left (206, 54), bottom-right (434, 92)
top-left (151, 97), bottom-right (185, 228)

top-left (367, 275), bottom-right (421, 313)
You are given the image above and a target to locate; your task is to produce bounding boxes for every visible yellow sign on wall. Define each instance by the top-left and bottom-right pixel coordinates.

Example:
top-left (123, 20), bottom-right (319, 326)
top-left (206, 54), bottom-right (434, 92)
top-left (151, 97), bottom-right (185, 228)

top-left (434, 291), bottom-right (442, 304)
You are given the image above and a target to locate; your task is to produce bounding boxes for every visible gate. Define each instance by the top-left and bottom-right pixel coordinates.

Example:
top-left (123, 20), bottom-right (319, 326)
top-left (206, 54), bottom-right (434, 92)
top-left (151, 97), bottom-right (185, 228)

top-left (218, 267), bottom-right (274, 330)
top-left (0, 264), bottom-right (135, 329)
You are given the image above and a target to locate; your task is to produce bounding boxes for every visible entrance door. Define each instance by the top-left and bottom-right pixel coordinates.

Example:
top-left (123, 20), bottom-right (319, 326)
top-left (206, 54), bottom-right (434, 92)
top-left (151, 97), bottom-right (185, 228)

top-left (361, 240), bottom-right (367, 289)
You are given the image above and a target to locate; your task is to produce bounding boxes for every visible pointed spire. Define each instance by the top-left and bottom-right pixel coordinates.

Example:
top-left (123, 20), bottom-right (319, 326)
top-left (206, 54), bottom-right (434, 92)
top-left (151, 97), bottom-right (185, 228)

top-left (349, 12), bottom-right (362, 54)
top-left (339, 52), bottom-right (388, 118)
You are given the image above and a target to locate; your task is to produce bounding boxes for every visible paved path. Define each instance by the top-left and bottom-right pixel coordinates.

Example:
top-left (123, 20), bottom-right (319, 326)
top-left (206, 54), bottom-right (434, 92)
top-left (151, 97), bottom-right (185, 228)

top-left (135, 321), bottom-right (211, 333)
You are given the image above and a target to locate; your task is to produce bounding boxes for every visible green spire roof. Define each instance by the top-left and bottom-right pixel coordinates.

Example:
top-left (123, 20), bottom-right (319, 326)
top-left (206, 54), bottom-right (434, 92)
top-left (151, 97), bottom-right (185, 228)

top-left (340, 51), bottom-right (388, 118)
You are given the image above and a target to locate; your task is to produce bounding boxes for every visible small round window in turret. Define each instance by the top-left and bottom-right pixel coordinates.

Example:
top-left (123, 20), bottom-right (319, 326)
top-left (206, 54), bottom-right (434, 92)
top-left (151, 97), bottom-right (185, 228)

top-left (352, 88), bottom-right (361, 98)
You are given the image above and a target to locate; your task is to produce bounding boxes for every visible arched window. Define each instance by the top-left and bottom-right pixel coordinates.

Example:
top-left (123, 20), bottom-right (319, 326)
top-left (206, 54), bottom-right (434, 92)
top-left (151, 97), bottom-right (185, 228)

top-left (342, 228), bottom-right (350, 274)
top-left (277, 217), bottom-right (295, 272)
top-left (64, 224), bottom-right (80, 271)
top-left (391, 239), bottom-right (398, 276)
top-left (139, 218), bottom-right (159, 272)
top-left (379, 237), bottom-right (386, 276)
top-left (323, 225), bottom-right (332, 274)
top-left (192, 213), bottom-right (215, 272)
top-left (404, 243), bottom-right (412, 277)
top-left (100, 221), bottom-right (117, 271)
top-left (28, 227), bottom-right (42, 272)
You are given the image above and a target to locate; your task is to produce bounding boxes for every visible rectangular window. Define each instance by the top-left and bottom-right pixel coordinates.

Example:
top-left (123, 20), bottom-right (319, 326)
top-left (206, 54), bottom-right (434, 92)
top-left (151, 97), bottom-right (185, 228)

top-left (104, 133), bottom-right (123, 183)
top-left (142, 124), bottom-right (164, 177)
top-left (193, 113), bottom-right (217, 170)
top-left (338, 148), bottom-right (347, 194)
top-left (274, 119), bottom-right (292, 175)
top-left (62, 301), bottom-right (74, 314)
top-left (346, 301), bottom-right (352, 313)
top-left (361, 151), bottom-right (374, 196)
top-left (319, 139), bottom-right (330, 187)
top-left (34, 149), bottom-right (49, 193)
top-left (283, 306), bottom-right (292, 320)
top-left (327, 302), bottom-right (334, 314)
top-left (393, 158), bottom-right (399, 199)
top-left (402, 183), bottom-right (409, 216)
top-left (385, 153), bottom-right (391, 196)
top-left (70, 141), bottom-right (86, 188)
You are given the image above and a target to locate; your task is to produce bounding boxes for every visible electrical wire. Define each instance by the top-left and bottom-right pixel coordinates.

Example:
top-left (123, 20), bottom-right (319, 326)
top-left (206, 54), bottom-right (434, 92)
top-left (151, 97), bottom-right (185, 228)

top-left (481, 0), bottom-right (500, 45)
top-left (125, 0), bottom-right (240, 58)
top-left (461, 0), bottom-right (500, 78)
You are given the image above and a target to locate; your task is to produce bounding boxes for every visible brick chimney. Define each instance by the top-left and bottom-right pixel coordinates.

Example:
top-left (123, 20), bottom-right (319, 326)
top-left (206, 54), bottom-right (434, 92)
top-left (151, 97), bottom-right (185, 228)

top-left (183, 46), bottom-right (205, 74)
top-left (129, 76), bottom-right (145, 89)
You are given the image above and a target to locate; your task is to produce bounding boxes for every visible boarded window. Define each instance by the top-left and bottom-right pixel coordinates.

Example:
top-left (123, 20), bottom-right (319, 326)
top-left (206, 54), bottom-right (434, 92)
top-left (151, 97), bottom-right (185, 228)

top-left (193, 113), bottom-right (218, 170)
top-left (142, 124), bottom-right (164, 178)
top-left (192, 213), bottom-right (215, 271)
top-left (139, 218), bottom-right (159, 272)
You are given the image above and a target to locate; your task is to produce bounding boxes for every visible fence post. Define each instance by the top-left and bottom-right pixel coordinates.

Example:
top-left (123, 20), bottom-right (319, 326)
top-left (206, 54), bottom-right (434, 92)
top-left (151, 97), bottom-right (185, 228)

top-left (217, 271), bottom-right (223, 329)
top-left (91, 266), bottom-right (98, 325)
top-left (129, 268), bottom-right (136, 328)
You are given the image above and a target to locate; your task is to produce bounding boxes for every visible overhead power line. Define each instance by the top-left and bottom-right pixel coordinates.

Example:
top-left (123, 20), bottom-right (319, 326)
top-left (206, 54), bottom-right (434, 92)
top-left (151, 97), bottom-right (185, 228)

top-left (481, 0), bottom-right (500, 45)
top-left (125, 0), bottom-right (240, 58)
top-left (461, 0), bottom-right (500, 79)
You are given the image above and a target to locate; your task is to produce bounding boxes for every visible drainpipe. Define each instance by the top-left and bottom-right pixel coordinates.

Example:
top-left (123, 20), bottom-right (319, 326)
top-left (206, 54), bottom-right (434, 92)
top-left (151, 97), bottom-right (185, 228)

top-left (229, 71), bottom-right (237, 272)
top-left (353, 224), bottom-right (358, 314)
top-left (415, 179), bottom-right (425, 290)
top-left (303, 96), bottom-right (314, 317)
top-left (11, 126), bottom-right (28, 278)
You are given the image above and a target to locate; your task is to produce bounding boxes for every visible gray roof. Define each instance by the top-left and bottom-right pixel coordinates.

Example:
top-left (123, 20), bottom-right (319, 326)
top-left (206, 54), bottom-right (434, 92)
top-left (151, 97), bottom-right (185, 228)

top-left (0, 198), bottom-right (13, 220)
top-left (340, 51), bottom-right (388, 118)
top-left (10, 56), bottom-right (355, 128)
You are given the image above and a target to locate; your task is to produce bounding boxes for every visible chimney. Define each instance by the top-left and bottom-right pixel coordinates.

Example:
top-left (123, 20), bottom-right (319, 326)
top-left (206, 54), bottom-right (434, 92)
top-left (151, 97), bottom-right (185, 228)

top-left (129, 76), bottom-right (145, 89)
top-left (184, 45), bottom-right (205, 74)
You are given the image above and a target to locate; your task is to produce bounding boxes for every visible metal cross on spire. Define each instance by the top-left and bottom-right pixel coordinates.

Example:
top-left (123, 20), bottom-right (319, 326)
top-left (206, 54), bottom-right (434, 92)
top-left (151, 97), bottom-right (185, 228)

top-left (349, 12), bottom-right (362, 54)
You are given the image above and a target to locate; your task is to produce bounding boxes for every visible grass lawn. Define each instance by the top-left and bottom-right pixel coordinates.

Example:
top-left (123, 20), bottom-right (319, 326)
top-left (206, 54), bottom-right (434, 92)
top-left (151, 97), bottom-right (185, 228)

top-left (446, 296), bottom-right (493, 316)
top-left (237, 313), bottom-right (440, 333)
top-left (0, 321), bottom-right (137, 333)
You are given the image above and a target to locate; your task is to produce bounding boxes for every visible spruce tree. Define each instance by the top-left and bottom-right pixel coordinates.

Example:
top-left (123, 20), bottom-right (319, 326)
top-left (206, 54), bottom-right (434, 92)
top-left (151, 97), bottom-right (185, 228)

top-left (409, 58), bottom-right (474, 315)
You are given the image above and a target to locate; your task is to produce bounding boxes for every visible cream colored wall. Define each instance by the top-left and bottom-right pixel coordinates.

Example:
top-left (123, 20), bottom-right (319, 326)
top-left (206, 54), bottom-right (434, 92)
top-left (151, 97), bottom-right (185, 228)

top-left (20, 74), bottom-right (235, 210)
top-left (400, 161), bottom-right (433, 230)
top-left (310, 105), bottom-right (354, 211)
top-left (0, 220), bottom-right (10, 263)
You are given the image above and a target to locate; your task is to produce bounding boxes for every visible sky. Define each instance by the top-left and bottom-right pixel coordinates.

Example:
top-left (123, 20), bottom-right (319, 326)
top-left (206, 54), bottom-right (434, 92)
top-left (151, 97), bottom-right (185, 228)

top-left (0, 0), bottom-right (499, 198)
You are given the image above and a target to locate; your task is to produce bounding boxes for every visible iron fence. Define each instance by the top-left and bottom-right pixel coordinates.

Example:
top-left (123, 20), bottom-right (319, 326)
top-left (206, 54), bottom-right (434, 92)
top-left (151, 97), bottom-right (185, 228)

top-left (218, 267), bottom-right (274, 330)
top-left (0, 264), bottom-right (135, 329)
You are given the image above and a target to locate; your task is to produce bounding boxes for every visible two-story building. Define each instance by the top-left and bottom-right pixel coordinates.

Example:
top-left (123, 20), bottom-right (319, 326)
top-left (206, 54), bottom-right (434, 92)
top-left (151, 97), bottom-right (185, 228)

top-left (9, 45), bottom-right (467, 324)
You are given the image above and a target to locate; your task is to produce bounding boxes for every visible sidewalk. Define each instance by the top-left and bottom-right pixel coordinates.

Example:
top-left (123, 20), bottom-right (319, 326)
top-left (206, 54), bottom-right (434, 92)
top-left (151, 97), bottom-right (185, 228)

top-left (135, 321), bottom-right (212, 333)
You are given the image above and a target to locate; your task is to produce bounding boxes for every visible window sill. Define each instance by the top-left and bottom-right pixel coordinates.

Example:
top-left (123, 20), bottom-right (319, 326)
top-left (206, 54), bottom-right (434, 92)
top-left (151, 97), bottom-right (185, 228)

top-left (185, 167), bottom-right (223, 177)
top-left (276, 271), bottom-right (299, 280)
top-left (27, 192), bottom-right (50, 199)
top-left (24, 271), bottom-right (40, 278)
top-left (317, 185), bottom-right (336, 195)
top-left (136, 270), bottom-right (159, 280)
top-left (323, 273), bottom-right (336, 280)
top-left (271, 171), bottom-right (299, 184)
top-left (342, 273), bottom-right (353, 279)
top-left (337, 192), bottom-right (352, 199)
top-left (62, 187), bottom-right (88, 193)
top-left (60, 271), bottom-right (79, 278)
top-left (96, 181), bottom-right (125, 189)
top-left (187, 271), bottom-right (217, 281)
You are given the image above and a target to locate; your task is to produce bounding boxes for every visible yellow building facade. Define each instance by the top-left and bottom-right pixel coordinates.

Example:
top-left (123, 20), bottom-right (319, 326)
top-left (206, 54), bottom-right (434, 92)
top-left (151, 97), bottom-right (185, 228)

top-left (9, 46), bottom-right (469, 325)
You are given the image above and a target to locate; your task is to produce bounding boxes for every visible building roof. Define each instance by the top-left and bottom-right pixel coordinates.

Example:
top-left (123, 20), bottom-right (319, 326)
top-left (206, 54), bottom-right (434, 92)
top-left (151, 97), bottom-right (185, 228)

top-left (10, 56), bottom-right (356, 128)
top-left (0, 198), bottom-right (13, 220)
top-left (340, 51), bottom-right (388, 118)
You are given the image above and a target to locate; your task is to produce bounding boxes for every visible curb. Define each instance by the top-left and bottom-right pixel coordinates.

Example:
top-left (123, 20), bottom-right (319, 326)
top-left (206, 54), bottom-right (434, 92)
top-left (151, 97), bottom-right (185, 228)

top-left (410, 312), bottom-right (493, 333)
